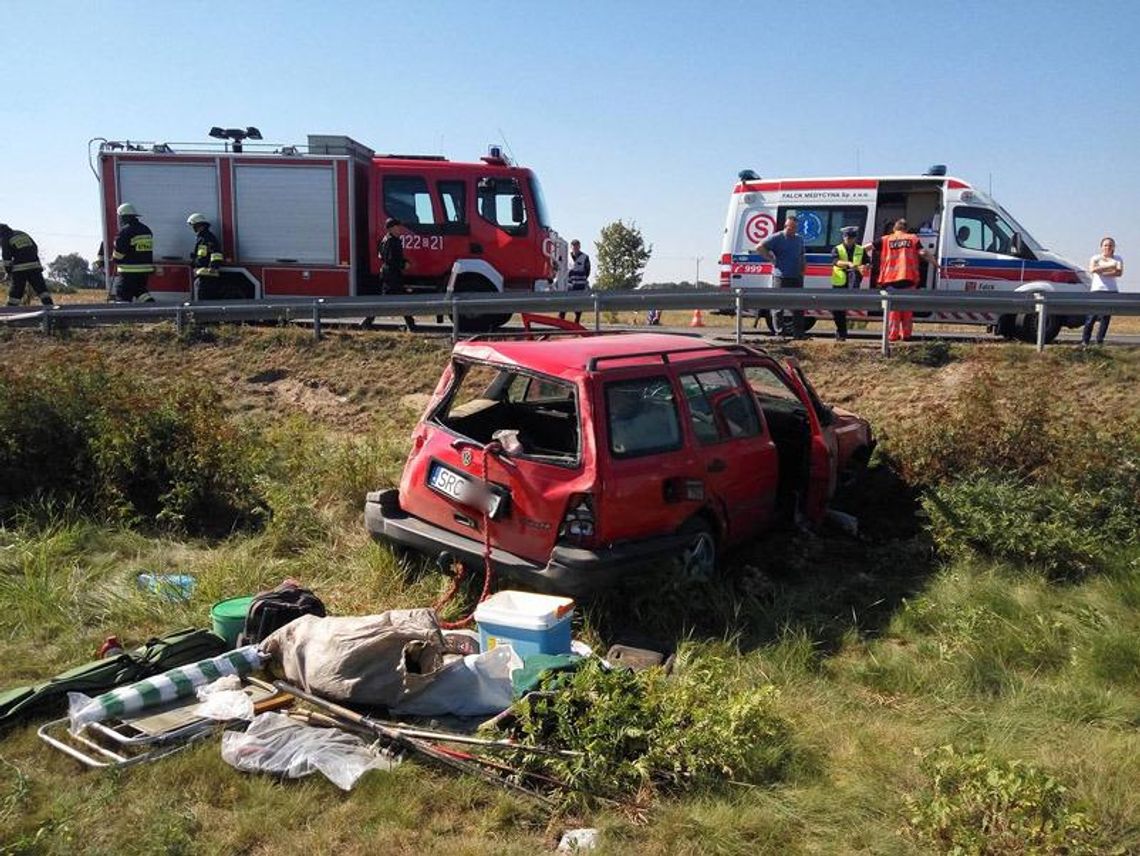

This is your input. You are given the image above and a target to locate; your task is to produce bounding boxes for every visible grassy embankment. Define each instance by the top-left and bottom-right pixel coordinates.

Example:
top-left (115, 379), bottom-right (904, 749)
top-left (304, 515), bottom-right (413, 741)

top-left (0, 325), bottom-right (1137, 855)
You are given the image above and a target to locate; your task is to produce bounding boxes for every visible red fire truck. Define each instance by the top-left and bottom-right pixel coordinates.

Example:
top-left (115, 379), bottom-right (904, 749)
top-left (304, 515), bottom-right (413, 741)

top-left (93, 134), bottom-right (566, 319)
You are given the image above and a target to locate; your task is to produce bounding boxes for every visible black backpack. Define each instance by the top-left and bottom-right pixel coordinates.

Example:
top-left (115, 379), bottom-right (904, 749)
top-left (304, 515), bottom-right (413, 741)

top-left (238, 583), bottom-right (326, 646)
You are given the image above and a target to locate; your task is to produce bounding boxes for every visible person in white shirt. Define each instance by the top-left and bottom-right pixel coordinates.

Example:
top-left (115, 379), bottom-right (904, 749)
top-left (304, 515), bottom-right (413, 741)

top-left (1082, 236), bottom-right (1123, 346)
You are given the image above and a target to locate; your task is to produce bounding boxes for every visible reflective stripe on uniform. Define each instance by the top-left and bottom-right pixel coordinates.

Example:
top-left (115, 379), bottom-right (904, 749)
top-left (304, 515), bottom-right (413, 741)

top-left (117, 264), bottom-right (155, 273)
top-left (10, 261), bottom-right (43, 272)
top-left (194, 268), bottom-right (220, 277)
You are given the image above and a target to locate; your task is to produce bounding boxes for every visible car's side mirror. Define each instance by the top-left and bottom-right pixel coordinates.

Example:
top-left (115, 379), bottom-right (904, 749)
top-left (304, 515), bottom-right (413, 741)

top-left (1011, 232), bottom-right (1025, 258)
top-left (511, 195), bottom-right (525, 224)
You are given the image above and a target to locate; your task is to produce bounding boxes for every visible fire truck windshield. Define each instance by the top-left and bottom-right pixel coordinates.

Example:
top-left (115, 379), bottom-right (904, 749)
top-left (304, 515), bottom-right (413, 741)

top-left (528, 175), bottom-right (551, 229)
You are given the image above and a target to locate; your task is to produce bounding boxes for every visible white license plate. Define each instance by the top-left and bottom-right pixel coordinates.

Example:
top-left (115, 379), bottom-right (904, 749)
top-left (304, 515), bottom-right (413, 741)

top-left (428, 463), bottom-right (503, 517)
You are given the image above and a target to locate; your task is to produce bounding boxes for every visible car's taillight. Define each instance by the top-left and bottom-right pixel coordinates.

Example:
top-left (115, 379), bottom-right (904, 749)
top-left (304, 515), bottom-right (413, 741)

top-left (559, 493), bottom-right (597, 546)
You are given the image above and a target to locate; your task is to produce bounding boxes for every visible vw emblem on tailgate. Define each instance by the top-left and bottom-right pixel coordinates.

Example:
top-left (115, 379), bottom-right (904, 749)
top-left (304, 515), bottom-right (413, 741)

top-left (461, 449), bottom-right (473, 467)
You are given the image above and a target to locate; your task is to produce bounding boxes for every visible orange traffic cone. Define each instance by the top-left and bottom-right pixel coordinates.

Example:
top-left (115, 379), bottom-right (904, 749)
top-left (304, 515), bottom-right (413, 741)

top-left (689, 309), bottom-right (705, 328)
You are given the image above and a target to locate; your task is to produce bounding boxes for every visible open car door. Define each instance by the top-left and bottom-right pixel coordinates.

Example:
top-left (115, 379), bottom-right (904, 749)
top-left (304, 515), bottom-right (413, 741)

top-left (781, 358), bottom-right (838, 523)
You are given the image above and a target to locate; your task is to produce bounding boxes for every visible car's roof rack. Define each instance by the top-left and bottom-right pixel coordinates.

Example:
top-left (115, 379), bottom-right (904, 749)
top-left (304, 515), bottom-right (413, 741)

top-left (586, 341), bottom-right (764, 371)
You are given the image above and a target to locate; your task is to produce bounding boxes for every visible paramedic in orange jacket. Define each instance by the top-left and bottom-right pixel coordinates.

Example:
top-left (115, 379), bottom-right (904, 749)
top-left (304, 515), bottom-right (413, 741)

top-left (877, 219), bottom-right (939, 342)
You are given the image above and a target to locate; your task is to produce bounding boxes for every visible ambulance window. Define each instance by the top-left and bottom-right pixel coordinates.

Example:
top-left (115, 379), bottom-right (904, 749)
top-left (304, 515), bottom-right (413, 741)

top-left (477, 177), bottom-right (528, 237)
top-left (776, 206), bottom-right (867, 253)
top-left (384, 176), bottom-right (437, 232)
top-left (953, 206), bottom-right (1016, 255)
top-left (437, 181), bottom-right (468, 235)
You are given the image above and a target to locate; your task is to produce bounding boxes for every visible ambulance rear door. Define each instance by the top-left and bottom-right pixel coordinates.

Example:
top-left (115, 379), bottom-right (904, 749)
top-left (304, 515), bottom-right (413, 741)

top-left (724, 184), bottom-right (777, 289)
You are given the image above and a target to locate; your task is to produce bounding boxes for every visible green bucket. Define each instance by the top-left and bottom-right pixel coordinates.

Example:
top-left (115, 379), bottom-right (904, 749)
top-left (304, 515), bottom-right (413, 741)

top-left (210, 595), bottom-right (254, 648)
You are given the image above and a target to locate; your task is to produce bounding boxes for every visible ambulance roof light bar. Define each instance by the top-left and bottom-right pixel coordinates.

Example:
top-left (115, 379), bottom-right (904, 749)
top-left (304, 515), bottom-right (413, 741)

top-left (738, 169), bottom-right (761, 182)
top-left (924, 164), bottom-right (947, 176)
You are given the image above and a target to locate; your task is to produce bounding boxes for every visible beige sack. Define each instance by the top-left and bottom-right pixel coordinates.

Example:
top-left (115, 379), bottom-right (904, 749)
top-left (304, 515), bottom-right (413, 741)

top-left (261, 609), bottom-right (446, 707)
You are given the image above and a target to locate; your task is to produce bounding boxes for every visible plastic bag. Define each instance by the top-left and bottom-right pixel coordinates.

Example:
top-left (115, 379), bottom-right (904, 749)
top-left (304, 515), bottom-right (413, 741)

top-left (222, 712), bottom-right (398, 791)
top-left (391, 645), bottom-right (520, 717)
top-left (194, 676), bottom-right (254, 721)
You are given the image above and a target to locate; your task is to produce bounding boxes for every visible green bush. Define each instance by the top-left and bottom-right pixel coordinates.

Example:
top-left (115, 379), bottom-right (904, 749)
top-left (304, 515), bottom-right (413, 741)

top-left (885, 369), bottom-right (1140, 496)
top-left (499, 653), bottom-right (794, 806)
top-left (924, 475), bottom-right (1138, 578)
top-left (904, 745), bottom-right (1101, 854)
top-left (0, 364), bottom-right (267, 535)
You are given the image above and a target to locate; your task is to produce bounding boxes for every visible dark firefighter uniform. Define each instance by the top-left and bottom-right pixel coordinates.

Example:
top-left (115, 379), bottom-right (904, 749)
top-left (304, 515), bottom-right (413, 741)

top-left (112, 219), bottom-right (156, 303)
top-left (1, 225), bottom-right (53, 307)
top-left (191, 226), bottom-right (224, 297)
top-left (362, 218), bottom-right (416, 331)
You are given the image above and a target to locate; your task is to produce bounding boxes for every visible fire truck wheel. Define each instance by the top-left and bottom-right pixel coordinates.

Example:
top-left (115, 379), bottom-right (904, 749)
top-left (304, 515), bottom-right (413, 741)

top-left (451, 275), bottom-right (511, 333)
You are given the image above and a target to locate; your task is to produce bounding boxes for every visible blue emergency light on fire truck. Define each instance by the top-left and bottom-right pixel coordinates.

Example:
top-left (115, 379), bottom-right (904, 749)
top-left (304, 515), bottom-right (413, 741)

top-left (93, 133), bottom-right (567, 328)
top-left (720, 165), bottom-right (1090, 343)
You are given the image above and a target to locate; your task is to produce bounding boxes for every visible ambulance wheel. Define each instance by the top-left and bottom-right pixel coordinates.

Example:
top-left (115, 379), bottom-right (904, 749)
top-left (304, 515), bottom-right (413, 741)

top-left (995, 314), bottom-right (1018, 340)
top-left (1014, 312), bottom-right (1061, 344)
top-left (764, 312), bottom-right (817, 335)
top-left (451, 275), bottom-right (510, 332)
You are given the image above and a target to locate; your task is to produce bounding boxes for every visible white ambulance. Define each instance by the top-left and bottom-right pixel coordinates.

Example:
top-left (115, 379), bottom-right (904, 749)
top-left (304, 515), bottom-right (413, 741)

top-left (719, 167), bottom-right (1089, 342)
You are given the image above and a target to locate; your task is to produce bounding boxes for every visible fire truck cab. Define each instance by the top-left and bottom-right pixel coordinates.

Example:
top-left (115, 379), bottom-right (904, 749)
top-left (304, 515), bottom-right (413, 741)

top-left (95, 135), bottom-right (565, 315)
top-left (719, 167), bottom-right (1089, 342)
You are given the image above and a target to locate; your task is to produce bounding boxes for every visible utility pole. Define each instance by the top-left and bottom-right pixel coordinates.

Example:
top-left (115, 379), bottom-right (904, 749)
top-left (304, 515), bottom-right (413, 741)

top-left (695, 256), bottom-right (703, 287)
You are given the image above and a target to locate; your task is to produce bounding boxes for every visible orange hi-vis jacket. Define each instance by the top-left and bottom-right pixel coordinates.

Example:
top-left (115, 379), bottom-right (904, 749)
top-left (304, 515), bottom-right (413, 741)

top-left (878, 231), bottom-right (923, 284)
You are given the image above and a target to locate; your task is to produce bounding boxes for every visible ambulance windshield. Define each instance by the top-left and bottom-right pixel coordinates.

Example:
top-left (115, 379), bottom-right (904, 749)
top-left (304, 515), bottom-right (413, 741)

top-left (974, 192), bottom-right (1045, 253)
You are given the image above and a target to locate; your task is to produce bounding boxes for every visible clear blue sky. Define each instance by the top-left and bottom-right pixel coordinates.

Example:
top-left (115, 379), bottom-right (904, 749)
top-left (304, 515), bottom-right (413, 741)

top-left (2, 0), bottom-right (1137, 289)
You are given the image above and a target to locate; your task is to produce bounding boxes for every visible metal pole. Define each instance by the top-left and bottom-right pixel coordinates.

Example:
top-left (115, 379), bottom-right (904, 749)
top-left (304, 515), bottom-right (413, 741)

top-left (880, 290), bottom-right (891, 356)
top-left (40, 307), bottom-right (52, 335)
top-left (1035, 292), bottom-right (1047, 353)
top-left (175, 305), bottom-right (184, 336)
top-left (734, 289), bottom-right (743, 344)
top-left (593, 292), bottom-right (600, 332)
top-left (451, 295), bottom-right (460, 343)
top-left (312, 299), bottom-right (322, 341)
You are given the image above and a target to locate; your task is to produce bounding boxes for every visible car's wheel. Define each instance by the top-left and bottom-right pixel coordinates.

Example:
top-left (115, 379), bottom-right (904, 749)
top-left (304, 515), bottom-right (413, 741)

top-left (673, 517), bottom-right (717, 582)
top-left (451, 274), bottom-right (510, 332)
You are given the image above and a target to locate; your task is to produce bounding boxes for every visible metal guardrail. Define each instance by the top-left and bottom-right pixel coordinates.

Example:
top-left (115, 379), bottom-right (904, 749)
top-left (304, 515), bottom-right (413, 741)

top-left (2, 289), bottom-right (1138, 355)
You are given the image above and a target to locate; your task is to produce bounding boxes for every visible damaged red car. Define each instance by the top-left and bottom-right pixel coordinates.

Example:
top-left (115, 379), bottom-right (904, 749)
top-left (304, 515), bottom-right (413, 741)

top-left (365, 333), bottom-right (873, 595)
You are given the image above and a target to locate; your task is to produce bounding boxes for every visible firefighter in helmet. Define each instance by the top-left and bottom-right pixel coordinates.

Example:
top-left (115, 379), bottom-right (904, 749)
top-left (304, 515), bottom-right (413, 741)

top-left (110, 203), bottom-right (155, 303)
top-left (186, 213), bottom-right (224, 298)
top-left (0, 224), bottom-right (54, 307)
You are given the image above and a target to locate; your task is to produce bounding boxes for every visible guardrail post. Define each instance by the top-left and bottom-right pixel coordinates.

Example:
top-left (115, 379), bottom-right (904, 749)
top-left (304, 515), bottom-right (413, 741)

top-left (732, 290), bottom-right (743, 344)
top-left (40, 307), bottom-right (52, 335)
top-left (1035, 292), bottom-right (1047, 353)
top-left (312, 299), bottom-right (323, 341)
top-left (451, 295), bottom-right (460, 343)
top-left (175, 304), bottom-right (185, 336)
top-left (880, 290), bottom-right (891, 356)
top-left (593, 292), bottom-right (601, 332)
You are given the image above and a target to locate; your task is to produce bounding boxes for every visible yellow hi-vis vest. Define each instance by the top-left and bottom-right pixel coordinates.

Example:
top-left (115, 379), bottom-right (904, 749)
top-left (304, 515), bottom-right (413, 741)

top-left (831, 242), bottom-right (865, 286)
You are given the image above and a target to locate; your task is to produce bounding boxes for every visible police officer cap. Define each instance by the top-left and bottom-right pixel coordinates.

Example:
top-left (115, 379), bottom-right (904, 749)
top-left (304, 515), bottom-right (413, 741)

top-left (385, 217), bottom-right (401, 229)
top-left (841, 226), bottom-right (860, 237)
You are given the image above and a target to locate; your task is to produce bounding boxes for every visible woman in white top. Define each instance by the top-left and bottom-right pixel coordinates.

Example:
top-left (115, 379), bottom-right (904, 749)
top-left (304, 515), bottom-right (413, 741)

top-left (1082, 236), bottom-right (1123, 346)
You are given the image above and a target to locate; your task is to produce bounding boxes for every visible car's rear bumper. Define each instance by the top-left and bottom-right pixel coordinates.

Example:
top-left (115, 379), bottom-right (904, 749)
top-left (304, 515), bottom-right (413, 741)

top-left (365, 489), bottom-right (687, 598)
